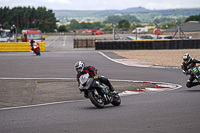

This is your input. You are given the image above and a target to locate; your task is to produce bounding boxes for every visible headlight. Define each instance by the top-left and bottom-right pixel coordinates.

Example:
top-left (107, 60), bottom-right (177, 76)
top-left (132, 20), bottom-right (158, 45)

top-left (33, 46), bottom-right (37, 49)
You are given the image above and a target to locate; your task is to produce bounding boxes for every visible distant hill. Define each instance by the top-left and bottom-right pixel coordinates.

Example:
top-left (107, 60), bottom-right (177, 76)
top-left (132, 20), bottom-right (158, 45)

top-left (53, 7), bottom-right (200, 23)
top-left (53, 7), bottom-right (150, 16)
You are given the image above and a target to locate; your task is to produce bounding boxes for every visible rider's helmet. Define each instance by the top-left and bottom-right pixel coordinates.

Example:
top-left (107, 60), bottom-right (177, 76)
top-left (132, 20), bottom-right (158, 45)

top-left (74, 61), bottom-right (85, 72)
top-left (183, 53), bottom-right (191, 64)
top-left (31, 39), bottom-right (34, 43)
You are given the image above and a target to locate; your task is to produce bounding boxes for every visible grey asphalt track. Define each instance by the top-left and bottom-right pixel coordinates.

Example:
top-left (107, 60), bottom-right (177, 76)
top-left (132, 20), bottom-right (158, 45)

top-left (0, 36), bottom-right (200, 133)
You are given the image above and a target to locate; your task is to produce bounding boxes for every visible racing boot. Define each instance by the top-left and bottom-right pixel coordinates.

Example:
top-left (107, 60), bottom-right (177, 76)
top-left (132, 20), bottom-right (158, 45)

top-left (110, 86), bottom-right (117, 95)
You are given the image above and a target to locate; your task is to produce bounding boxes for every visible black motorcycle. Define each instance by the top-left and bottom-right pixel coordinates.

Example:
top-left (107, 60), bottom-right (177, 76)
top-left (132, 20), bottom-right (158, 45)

top-left (79, 73), bottom-right (121, 108)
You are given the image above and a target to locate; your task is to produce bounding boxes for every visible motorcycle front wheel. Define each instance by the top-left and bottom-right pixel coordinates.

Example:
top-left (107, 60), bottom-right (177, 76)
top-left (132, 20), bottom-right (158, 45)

top-left (88, 90), bottom-right (105, 108)
top-left (111, 94), bottom-right (121, 106)
top-left (36, 50), bottom-right (41, 56)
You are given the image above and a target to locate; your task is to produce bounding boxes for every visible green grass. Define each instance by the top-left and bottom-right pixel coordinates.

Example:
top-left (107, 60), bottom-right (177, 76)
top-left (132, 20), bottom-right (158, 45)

top-left (42, 35), bottom-right (49, 38)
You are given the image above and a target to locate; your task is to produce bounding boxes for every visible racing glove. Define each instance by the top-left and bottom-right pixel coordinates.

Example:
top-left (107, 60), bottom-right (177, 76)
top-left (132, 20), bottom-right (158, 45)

top-left (183, 70), bottom-right (189, 75)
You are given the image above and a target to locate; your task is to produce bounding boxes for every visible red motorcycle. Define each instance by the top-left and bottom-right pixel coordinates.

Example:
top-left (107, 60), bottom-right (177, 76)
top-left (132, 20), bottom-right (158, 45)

top-left (32, 42), bottom-right (41, 56)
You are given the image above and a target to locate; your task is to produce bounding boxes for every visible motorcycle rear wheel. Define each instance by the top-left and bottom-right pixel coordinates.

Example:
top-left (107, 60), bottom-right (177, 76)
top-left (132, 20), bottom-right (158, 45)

top-left (88, 90), bottom-right (105, 108)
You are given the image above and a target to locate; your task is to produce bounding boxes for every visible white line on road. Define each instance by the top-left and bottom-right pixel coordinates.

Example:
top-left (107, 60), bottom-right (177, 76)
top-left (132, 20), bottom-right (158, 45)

top-left (98, 51), bottom-right (179, 69)
top-left (63, 36), bottom-right (66, 46)
top-left (0, 100), bottom-right (87, 111)
top-left (0, 78), bottom-right (182, 111)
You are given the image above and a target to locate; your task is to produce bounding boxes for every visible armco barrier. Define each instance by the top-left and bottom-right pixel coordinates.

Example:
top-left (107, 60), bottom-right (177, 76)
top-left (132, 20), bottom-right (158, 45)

top-left (0, 42), bottom-right (45, 52)
top-left (95, 39), bottom-right (200, 50)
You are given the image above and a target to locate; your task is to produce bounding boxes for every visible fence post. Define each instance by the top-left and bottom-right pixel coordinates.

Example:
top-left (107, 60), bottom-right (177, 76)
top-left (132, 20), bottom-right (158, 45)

top-left (86, 38), bottom-right (88, 48)
top-left (77, 39), bottom-right (79, 48)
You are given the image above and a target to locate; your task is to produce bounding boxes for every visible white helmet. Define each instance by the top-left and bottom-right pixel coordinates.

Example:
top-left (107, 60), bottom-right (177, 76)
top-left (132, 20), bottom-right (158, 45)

top-left (74, 61), bottom-right (85, 72)
top-left (183, 53), bottom-right (191, 64)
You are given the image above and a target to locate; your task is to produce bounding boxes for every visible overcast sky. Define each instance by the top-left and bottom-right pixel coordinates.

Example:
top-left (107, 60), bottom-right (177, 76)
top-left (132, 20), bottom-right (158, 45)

top-left (1, 0), bottom-right (200, 10)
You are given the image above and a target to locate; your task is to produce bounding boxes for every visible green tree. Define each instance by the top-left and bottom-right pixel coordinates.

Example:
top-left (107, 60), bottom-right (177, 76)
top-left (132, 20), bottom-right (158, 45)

top-left (103, 20), bottom-right (112, 24)
top-left (107, 15), bottom-right (122, 23)
top-left (103, 25), bottom-right (113, 31)
top-left (92, 22), bottom-right (102, 28)
top-left (0, 6), bottom-right (57, 32)
top-left (153, 18), bottom-right (160, 23)
top-left (122, 15), bottom-right (141, 23)
top-left (159, 20), bottom-right (176, 29)
top-left (0, 7), bottom-right (12, 29)
top-left (57, 25), bottom-right (67, 32)
top-left (185, 14), bottom-right (200, 22)
top-left (118, 19), bottom-right (130, 31)
top-left (106, 15), bottom-right (140, 24)
top-left (80, 22), bottom-right (93, 29)
top-left (80, 22), bottom-right (87, 29)
top-left (69, 19), bottom-right (81, 30)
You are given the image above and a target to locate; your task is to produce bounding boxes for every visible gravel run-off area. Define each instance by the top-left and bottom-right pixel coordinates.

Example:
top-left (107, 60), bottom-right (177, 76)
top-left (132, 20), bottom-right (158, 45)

top-left (113, 49), bottom-right (200, 67)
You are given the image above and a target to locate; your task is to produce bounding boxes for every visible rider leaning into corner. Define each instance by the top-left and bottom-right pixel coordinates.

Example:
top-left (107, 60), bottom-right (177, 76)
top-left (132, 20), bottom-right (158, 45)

top-left (181, 53), bottom-right (200, 88)
top-left (30, 39), bottom-right (35, 52)
top-left (74, 61), bottom-right (117, 97)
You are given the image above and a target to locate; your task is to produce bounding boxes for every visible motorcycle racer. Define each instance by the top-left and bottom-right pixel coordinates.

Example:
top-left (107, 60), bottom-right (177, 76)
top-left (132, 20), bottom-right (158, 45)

top-left (30, 39), bottom-right (35, 52)
top-left (181, 53), bottom-right (200, 87)
top-left (74, 61), bottom-right (117, 96)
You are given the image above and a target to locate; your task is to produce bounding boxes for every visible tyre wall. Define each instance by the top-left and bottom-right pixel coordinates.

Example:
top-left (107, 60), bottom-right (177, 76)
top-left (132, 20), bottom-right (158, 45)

top-left (95, 39), bottom-right (200, 50)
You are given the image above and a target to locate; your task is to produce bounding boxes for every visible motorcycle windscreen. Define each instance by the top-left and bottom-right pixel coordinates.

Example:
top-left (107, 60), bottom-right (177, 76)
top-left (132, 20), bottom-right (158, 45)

top-left (79, 73), bottom-right (90, 85)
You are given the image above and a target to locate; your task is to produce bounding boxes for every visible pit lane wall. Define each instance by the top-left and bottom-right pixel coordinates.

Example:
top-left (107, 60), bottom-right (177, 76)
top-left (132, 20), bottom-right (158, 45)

top-left (95, 39), bottom-right (200, 50)
top-left (0, 42), bottom-right (45, 52)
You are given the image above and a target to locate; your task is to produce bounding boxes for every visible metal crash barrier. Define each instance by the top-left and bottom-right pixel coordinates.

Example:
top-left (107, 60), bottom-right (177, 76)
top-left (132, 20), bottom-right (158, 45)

top-left (95, 39), bottom-right (200, 50)
top-left (0, 42), bottom-right (45, 52)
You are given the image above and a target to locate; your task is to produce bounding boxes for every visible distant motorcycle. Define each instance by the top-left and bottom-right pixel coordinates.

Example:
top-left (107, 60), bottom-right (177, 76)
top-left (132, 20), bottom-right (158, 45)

top-left (32, 42), bottom-right (41, 56)
top-left (79, 73), bottom-right (121, 108)
top-left (187, 64), bottom-right (200, 83)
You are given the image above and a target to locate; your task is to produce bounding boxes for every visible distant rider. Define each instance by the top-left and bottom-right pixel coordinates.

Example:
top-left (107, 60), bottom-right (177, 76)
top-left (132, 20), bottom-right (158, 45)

top-left (74, 61), bottom-right (117, 97)
top-left (181, 53), bottom-right (200, 87)
top-left (30, 39), bottom-right (35, 52)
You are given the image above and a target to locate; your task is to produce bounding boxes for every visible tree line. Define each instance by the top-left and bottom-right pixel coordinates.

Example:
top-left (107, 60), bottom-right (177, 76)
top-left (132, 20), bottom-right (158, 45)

top-left (58, 13), bottom-right (200, 32)
top-left (58, 15), bottom-right (142, 32)
top-left (106, 15), bottom-right (141, 24)
top-left (1, 6), bottom-right (198, 33)
top-left (58, 20), bottom-right (107, 32)
top-left (185, 14), bottom-right (200, 22)
top-left (0, 6), bottom-right (57, 32)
